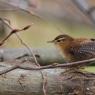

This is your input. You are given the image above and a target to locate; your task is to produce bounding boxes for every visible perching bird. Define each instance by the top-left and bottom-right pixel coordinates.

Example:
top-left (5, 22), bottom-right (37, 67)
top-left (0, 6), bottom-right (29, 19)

top-left (48, 34), bottom-right (95, 63)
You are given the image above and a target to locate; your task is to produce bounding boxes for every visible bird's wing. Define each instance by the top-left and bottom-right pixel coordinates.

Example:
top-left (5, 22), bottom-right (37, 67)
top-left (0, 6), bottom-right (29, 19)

top-left (70, 40), bottom-right (95, 60)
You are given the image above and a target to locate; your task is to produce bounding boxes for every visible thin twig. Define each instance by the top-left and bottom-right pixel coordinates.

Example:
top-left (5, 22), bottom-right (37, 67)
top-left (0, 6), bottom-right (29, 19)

top-left (0, 21), bottom-right (46, 95)
top-left (0, 21), bottom-right (39, 66)
top-left (0, 65), bottom-right (18, 75)
top-left (15, 27), bottom-right (46, 95)
top-left (0, 58), bottom-right (95, 76)
top-left (0, 18), bottom-right (11, 25)
top-left (0, 25), bottom-right (31, 46)
top-left (41, 72), bottom-right (47, 95)
top-left (15, 33), bottom-right (40, 66)
top-left (18, 58), bottom-right (95, 70)
top-left (14, 26), bottom-right (46, 95)
top-left (15, 32), bottom-right (46, 95)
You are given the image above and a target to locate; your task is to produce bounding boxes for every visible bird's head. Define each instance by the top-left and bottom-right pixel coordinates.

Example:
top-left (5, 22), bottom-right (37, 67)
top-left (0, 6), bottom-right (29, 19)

top-left (48, 34), bottom-right (74, 45)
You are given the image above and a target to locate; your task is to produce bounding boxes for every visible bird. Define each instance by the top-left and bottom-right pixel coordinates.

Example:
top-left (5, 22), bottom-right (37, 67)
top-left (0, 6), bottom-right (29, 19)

top-left (48, 34), bottom-right (95, 63)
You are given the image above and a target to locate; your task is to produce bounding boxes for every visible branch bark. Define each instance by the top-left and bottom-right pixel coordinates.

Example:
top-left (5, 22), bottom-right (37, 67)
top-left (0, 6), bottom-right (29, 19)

top-left (0, 62), bottom-right (95, 95)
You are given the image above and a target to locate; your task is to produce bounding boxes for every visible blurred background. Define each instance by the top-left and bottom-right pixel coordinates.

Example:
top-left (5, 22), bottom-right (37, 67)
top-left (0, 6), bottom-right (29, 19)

top-left (0, 0), bottom-right (95, 47)
top-left (0, 0), bottom-right (95, 71)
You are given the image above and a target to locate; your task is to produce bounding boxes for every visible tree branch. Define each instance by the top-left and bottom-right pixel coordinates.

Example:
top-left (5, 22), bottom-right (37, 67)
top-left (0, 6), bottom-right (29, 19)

top-left (0, 61), bottom-right (94, 95)
top-left (0, 57), bottom-right (95, 76)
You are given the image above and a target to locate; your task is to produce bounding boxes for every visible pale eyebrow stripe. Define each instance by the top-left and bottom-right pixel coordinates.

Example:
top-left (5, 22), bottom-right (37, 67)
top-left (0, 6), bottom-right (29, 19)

top-left (58, 38), bottom-right (65, 40)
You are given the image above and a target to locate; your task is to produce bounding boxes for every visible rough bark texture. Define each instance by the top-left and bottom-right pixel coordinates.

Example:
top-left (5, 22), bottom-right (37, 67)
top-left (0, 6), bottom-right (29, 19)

top-left (0, 62), bottom-right (95, 95)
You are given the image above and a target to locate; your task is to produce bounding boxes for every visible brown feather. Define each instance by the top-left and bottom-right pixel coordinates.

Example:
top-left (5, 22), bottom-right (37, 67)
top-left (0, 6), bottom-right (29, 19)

top-left (53, 34), bottom-right (95, 62)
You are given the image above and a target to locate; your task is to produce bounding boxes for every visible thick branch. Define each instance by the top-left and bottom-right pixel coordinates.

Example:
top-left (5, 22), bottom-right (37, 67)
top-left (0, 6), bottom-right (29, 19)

top-left (0, 62), bottom-right (94, 95)
top-left (0, 57), bottom-right (95, 76)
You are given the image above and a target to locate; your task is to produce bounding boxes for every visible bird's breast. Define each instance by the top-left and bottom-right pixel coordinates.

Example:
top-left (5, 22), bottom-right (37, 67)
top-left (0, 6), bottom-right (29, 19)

top-left (56, 44), bottom-right (75, 62)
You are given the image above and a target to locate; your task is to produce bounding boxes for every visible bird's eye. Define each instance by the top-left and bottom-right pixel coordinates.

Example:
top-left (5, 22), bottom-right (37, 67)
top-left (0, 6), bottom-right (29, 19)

top-left (56, 38), bottom-right (65, 42)
top-left (57, 39), bottom-right (61, 42)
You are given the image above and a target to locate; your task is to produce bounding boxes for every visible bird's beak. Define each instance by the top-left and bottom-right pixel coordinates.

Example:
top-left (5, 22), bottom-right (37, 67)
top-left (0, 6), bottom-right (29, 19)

top-left (47, 40), bottom-right (55, 43)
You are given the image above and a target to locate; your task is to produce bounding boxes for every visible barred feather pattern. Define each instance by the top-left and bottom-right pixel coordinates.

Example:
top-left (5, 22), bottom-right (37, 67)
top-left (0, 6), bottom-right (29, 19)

top-left (70, 40), bottom-right (95, 61)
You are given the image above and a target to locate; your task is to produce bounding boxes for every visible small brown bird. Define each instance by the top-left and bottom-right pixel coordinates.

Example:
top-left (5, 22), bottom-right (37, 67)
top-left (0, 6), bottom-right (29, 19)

top-left (48, 34), bottom-right (95, 63)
